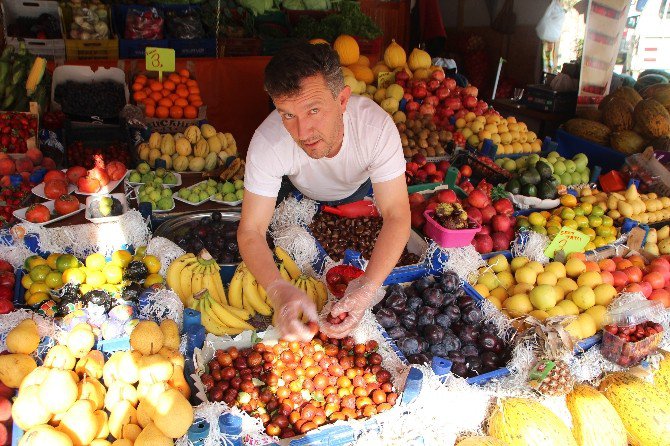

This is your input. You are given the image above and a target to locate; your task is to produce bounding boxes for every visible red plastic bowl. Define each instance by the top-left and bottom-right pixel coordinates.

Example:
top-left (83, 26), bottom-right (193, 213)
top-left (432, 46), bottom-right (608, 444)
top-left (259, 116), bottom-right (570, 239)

top-left (325, 265), bottom-right (365, 298)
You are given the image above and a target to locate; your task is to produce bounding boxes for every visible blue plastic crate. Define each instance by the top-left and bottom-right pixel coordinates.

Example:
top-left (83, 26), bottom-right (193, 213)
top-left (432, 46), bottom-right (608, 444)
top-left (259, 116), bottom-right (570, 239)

top-left (555, 128), bottom-right (625, 175)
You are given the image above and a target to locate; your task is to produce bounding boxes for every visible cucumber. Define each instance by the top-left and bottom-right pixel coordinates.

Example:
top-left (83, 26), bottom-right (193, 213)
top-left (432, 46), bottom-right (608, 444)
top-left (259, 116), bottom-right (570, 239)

top-left (0, 62), bottom-right (9, 88)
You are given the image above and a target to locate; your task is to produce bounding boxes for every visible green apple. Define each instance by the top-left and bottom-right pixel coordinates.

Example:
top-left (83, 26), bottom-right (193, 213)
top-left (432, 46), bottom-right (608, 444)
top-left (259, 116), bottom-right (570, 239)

top-left (178, 188), bottom-right (190, 199)
top-left (162, 188), bottom-right (172, 198)
top-left (223, 193), bottom-right (237, 202)
top-left (222, 182), bottom-right (235, 194)
top-left (128, 171), bottom-right (141, 183)
top-left (157, 196), bottom-right (173, 210)
top-left (137, 162), bottom-right (151, 174)
top-left (235, 189), bottom-right (244, 200)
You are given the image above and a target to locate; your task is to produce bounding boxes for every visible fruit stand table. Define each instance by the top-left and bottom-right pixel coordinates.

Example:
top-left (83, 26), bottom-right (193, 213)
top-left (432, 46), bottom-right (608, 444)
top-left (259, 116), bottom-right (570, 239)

top-left (492, 98), bottom-right (574, 139)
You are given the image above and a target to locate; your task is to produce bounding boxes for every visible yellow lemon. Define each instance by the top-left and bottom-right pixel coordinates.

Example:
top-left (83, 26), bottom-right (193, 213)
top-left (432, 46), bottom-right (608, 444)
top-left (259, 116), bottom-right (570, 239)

top-left (111, 250), bottom-right (133, 268)
top-left (85, 270), bottom-right (106, 287)
top-left (21, 274), bottom-right (33, 290)
top-left (79, 284), bottom-right (94, 295)
top-left (142, 255), bottom-right (161, 274)
top-left (62, 268), bottom-right (86, 285)
top-left (562, 219), bottom-right (578, 230)
top-left (46, 253), bottom-right (61, 270)
top-left (103, 264), bottom-right (123, 285)
top-left (28, 292), bottom-right (49, 306)
top-left (85, 253), bottom-right (106, 271)
top-left (144, 273), bottom-right (164, 287)
top-left (29, 282), bottom-right (50, 295)
top-left (581, 227), bottom-right (596, 241)
top-left (45, 271), bottom-right (64, 289)
top-left (24, 255), bottom-right (46, 270)
top-left (528, 212), bottom-right (546, 227)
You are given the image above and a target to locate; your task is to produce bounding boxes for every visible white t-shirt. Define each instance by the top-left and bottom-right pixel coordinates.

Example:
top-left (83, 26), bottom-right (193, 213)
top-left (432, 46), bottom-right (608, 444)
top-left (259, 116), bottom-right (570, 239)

top-left (244, 95), bottom-right (405, 202)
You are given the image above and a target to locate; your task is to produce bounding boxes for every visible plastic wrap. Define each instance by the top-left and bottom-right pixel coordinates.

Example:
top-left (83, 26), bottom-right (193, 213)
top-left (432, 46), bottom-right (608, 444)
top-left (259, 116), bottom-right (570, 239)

top-left (166, 7), bottom-right (206, 39)
top-left (622, 148), bottom-right (670, 196)
top-left (124, 7), bottom-right (165, 40)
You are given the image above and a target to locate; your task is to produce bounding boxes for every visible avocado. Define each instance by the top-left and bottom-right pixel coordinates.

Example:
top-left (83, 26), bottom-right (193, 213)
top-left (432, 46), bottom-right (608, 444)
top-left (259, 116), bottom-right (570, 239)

top-left (521, 184), bottom-right (537, 197)
top-left (506, 178), bottom-right (521, 194)
top-left (519, 168), bottom-right (541, 186)
top-left (535, 161), bottom-right (553, 180)
top-left (537, 180), bottom-right (557, 200)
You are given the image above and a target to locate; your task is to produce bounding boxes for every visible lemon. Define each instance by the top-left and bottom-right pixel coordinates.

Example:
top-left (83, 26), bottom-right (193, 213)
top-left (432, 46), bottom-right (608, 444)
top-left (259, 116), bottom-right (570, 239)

top-left (574, 215), bottom-right (589, 228)
top-left (103, 264), bottom-right (123, 285)
top-left (46, 253), bottom-right (61, 270)
top-left (531, 225), bottom-right (547, 235)
top-left (86, 270), bottom-right (107, 287)
top-left (111, 250), bottom-right (133, 268)
top-left (528, 212), bottom-right (546, 227)
top-left (29, 282), bottom-right (50, 295)
top-left (581, 227), bottom-right (596, 240)
top-left (144, 273), bottom-right (164, 287)
top-left (591, 205), bottom-right (605, 217)
top-left (45, 271), bottom-right (64, 290)
top-left (21, 274), bottom-right (33, 290)
top-left (562, 219), bottom-right (578, 230)
top-left (29, 265), bottom-right (51, 283)
top-left (24, 255), bottom-right (46, 270)
top-left (560, 207), bottom-right (576, 220)
top-left (85, 253), bottom-right (107, 271)
top-left (601, 216), bottom-right (614, 227)
top-left (28, 292), bottom-right (49, 306)
top-left (588, 215), bottom-right (603, 228)
top-left (142, 255), bottom-right (161, 274)
top-left (101, 284), bottom-right (119, 296)
top-left (62, 268), bottom-right (86, 285)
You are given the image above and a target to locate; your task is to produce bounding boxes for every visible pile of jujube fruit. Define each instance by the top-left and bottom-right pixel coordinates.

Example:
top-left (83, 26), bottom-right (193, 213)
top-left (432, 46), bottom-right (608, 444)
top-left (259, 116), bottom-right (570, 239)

top-left (374, 271), bottom-right (512, 378)
top-left (200, 333), bottom-right (398, 439)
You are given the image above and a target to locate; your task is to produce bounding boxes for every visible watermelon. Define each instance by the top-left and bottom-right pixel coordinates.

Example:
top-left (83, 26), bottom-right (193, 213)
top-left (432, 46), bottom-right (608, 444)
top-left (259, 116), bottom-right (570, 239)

top-left (635, 74), bottom-right (669, 92)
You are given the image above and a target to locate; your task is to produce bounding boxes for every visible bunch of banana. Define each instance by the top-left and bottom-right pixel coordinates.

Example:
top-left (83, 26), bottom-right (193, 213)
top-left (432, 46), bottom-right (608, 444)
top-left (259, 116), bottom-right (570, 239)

top-left (292, 275), bottom-right (328, 311)
top-left (274, 246), bottom-right (302, 280)
top-left (228, 263), bottom-right (274, 317)
top-left (190, 289), bottom-right (254, 336)
top-left (166, 250), bottom-right (226, 308)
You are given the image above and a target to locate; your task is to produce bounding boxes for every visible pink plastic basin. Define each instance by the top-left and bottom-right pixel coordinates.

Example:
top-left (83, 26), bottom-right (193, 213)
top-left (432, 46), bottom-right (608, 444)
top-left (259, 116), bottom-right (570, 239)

top-left (423, 209), bottom-right (481, 248)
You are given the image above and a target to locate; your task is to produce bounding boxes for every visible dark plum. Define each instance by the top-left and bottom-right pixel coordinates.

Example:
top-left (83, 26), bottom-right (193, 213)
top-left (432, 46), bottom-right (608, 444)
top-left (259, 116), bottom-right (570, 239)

top-left (398, 336), bottom-right (421, 356)
top-left (407, 353), bottom-right (431, 364)
top-left (465, 356), bottom-right (484, 375)
top-left (478, 333), bottom-right (503, 353)
top-left (404, 287), bottom-right (419, 300)
top-left (387, 325), bottom-right (408, 340)
top-left (419, 339), bottom-right (430, 354)
top-left (429, 342), bottom-right (448, 358)
top-left (451, 362), bottom-right (468, 378)
top-left (457, 295), bottom-right (475, 310)
top-left (461, 343), bottom-right (480, 357)
top-left (461, 306), bottom-right (483, 325)
top-left (447, 351), bottom-right (465, 364)
top-left (435, 314), bottom-right (452, 330)
top-left (413, 277), bottom-right (432, 293)
top-left (406, 296), bottom-right (423, 312)
top-left (442, 305), bottom-right (461, 323)
top-left (386, 284), bottom-right (405, 296)
top-left (417, 306), bottom-right (437, 327)
top-left (441, 334), bottom-right (461, 353)
top-left (480, 351), bottom-right (500, 371)
top-left (422, 288), bottom-right (445, 308)
top-left (442, 292), bottom-right (458, 306)
top-left (386, 292), bottom-right (408, 313)
top-left (400, 312), bottom-right (417, 330)
top-left (458, 326), bottom-right (479, 344)
top-left (440, 271), bottom-right (460, 293)
top-left (376, 308), bottom-right (399, 329)
top-left (423, 324), bottom-right (445, 345)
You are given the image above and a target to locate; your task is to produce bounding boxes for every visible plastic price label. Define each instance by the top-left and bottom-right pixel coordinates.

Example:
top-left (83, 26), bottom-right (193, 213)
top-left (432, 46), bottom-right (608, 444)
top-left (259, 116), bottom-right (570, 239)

top-left (544, 226), bottom-right (590, 259)
top-left (377, 71), bottom-right (395, 89)
top-left (145, 47), bottom-right (175, 80)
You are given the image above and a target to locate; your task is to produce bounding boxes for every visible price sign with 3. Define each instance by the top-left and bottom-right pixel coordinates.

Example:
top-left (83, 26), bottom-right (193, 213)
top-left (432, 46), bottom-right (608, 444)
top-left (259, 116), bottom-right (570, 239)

top-left (146, 47), bottom-right (175, 73)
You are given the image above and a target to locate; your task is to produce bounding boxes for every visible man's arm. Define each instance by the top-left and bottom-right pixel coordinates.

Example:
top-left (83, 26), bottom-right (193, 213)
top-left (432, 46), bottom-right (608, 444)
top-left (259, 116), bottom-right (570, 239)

top-left (363, 174), bottom-right (411, 286)
top-left (237, 191), bottom-right (282, 289)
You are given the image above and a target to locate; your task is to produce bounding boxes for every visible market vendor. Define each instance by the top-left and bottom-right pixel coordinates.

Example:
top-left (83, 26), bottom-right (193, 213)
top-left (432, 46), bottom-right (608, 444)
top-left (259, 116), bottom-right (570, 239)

top-left (238, 41), bottom-right (410, 341)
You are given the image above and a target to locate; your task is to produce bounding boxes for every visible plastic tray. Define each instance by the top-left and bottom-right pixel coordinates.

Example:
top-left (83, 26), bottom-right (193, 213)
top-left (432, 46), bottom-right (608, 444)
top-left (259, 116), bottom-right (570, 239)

top-left (172, 181), bottom-right (212, 206)
top-left (13, 200), bottom-right (85, 226)
top-left (31, 181), bottom-right (77, 200)
top-left (133, 186), bottom-right (175, 213)
top-left (209, 197), bottom-right (242, 206)
top-left (84, 193), bottom-right (129, 224)
top-left (125, 170), bottom-right (182, 188)
top-left (423, 210), bottom-right (480, 248)
top-left (555, 128), bottom-right (625, 175)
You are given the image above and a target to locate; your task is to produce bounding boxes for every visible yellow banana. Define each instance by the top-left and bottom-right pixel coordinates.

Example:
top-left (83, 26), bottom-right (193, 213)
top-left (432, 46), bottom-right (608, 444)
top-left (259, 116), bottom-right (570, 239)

top-left (212, 270), bottom-right (229, 306)
top-left (303, 276), bottom-right (318, 306)
top-left (278, 263), bottom-right (291, 281)
top-left (312, 278), bottom-right (328, 311)
top-left (203, 266), bottom-right (225, 305)
top-left (222, 304), bottom-right (251, 321)
top-left (190, 265), bottom-right (205, 296)
top-left (242, 271), bottom-right (273, 316)
top-left (207, 293), bottom-right (254, 330)
top-left (228, 266), bottom-right (244, 309)
top-left (274, 246), bottom-right (302, 279)
top-left (201, 307), bottom-right (244, 336)
top-left (166, 254), bottom-right (197, 301)
top-left (257, 283), bottom-right (267, 303)
top-left (178, 261), bottom-right (199, 304)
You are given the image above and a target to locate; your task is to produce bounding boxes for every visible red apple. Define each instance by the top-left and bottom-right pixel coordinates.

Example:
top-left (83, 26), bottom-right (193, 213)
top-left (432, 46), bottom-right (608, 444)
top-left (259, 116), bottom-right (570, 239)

top-left (443, 97), bottom-right (462, 111)
top-left (395, 71), bottom-right (410, 82)
top-left (408, 192), bottom-right (425, 207)
top-left (463, 95), bottom-right (478, 109)
top-left (412, 154), bottom-right (427, 167)
top-left (413, 86), bottom-right (428, 100)
top-left (472, 233), bottom-right (493, 254)
top-left (406, 101), bottom-right (420, 112)
top-left (437, 160), bottom-right (450, 172)
top-left (423, 163), bottom-right (437, 175)
top-left (443, 78), bottom-right (457, 90)
top-left (427, 80), bottom-right (440, 92)
top-left (435, 87), bottom-right (450, 100)
top-left (480, 205), bottom-right (497, 224)
top-left (465, 206), bottom-right (483, 225)
top-left (491, 214), bottom-right (511, 232)
top-left (436, 189), bottom-right (457, 203)
top-left (424, 96), bottom-right (439, 107)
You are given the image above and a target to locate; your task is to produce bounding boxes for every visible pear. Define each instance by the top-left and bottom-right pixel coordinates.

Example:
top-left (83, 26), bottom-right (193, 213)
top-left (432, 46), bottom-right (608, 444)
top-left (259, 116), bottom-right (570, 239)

top-left (134, 422), bottom-right (173, 446)
top-left (57, 399), bottom-right (98, 446)
top-left (6, 319), bottom-right (39, 354)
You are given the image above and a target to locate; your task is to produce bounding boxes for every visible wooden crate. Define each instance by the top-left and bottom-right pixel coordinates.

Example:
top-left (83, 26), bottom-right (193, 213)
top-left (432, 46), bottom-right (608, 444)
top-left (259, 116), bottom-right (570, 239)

top-left (359, 0), bottom-right (410, 50)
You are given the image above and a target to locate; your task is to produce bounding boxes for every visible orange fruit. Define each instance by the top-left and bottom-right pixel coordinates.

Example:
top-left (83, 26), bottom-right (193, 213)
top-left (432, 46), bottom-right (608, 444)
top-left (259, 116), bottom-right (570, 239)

top-left (176, 88), bottom-right (189, 98)
top-left (186, 79), bottom-right (197, 87)
top-left (155, 106), bottom-right (169, 119)
top-left (168, 73), bottom-right (181, 84)
top-left (169, 106), bottom-right (183, 119)
top-left (188, 86), bottom-right (200, 95)
top-left (135, 74), bottom-right (148, 85)
top-left (179, 68), bottom-right (190, 78)
top-left (164, 80), bottom-right (176, 91)
top-left (132, 82), bottom-right (143, 92)
top-left (144, 98), bottom-right (156, 107)
top-left (133, 91), bottom-right (147, 102)
top-left (161, 89), bottom-right (170, 97)
top-left (150, 91), bottom-right (163, 102)
top-left (183, 105), bottom-right (198, 119)
top-left (158, 97), bottom-right (173, 108)
top-left (173, 98), bottom-right (188, 107)
top-left (145, 104), bottom-right (156, 118)
top-left (169, 93), bottom-right (179, 102)
top-left (144, 87), bottom-right (152, 95)
top-left (149, 81), bottom-right (163, 92)
top-left (191, 99), bottom-right (203, 108)
top-left (179, 76), bottom-right (188, 84)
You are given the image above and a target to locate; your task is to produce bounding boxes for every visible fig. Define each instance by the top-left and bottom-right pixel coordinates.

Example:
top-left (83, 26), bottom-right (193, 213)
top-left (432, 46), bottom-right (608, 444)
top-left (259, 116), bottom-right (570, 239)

top-left (440, 271), bottom-right (460, 293)
top-left (417, 306), bottom-right (437, 327)
top-left (387, 325), bottom-right (408, 340)
top-left (422, 288), bottom-right (445, 308)
top-left (461, 343), bottom-right (480, 357)
top-left (406, 296), bottom-right (423, 312)
top-left (423, 324), bottom-right (445, 345)
top-left (413, 277), bottom-right (432, 293)
top-left (376, 308), bottom-right (399, 329)
top-left (400, 311), bottom-right (418, 330)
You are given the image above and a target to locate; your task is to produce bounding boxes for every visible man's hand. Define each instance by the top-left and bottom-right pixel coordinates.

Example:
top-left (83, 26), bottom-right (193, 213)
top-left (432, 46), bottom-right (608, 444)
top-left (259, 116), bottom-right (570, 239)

top-left (320, 276), bottom-right (383, 338)
top-left (266, 279), bottom-right (319, 341)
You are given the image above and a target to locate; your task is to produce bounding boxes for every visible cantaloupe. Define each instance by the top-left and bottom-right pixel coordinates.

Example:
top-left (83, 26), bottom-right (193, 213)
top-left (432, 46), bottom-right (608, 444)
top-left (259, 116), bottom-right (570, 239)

top-left (566, 384), bottom-right (627, 446)
top-left (153, 388), bottom-right (193, 438)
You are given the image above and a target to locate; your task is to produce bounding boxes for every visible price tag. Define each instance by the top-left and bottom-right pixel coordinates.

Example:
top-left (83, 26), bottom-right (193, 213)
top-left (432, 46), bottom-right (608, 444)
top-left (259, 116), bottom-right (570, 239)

top-left (377, 71), bottom-right (395, 89)
top-left (145, 47), bottom-right (175, 82)
top-left (544, 226), bottom-right (591, 259)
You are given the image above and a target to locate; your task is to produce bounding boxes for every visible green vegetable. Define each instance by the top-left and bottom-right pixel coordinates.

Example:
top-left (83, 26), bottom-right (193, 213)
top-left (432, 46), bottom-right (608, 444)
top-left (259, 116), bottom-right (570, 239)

top-left (237, 0), bottom-right (277, 16)
top-left (293, 0), bottom-right (381, 40)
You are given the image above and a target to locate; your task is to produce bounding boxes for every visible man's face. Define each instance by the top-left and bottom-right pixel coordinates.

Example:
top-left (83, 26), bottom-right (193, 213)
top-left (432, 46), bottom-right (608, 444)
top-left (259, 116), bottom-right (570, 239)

top-left (273, 74), bottom-right (351, 159)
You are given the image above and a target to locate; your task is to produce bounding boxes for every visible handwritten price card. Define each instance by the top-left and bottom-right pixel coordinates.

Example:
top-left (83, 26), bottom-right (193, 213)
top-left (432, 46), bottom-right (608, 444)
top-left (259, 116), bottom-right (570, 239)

top-left (145, 47), bottom-right (175, 81)
top-left (544, 227), bottom-right (591, 259)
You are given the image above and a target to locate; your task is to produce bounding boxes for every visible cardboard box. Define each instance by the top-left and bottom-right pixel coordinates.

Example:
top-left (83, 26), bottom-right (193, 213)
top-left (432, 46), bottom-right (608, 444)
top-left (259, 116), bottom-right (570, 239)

top-left (2, 0), bottom-right (66, 61)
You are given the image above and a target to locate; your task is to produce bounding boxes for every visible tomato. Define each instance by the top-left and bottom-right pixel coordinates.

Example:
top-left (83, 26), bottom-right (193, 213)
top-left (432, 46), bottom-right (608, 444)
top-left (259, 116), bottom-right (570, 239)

top-left (87, 167), bottom-right (110, 187)
top-left (25, 204), bottom-right (50, 223)
top-left (44, 180), bottom-right (68, 200)
top-left (0, 272), bottom-right (14, 288)
top-left (0, 260), bottom-right (12, 274)
top-left (66, 166), bottom-right (87, 185)
top-left (77, 176), bottom-right (101, 194)
top-left (106, 161), bottom-right (127, 181)
top-left (54, 194), bottom-right (80, 216)
top-left (43, 170), bottom-right (67, 183)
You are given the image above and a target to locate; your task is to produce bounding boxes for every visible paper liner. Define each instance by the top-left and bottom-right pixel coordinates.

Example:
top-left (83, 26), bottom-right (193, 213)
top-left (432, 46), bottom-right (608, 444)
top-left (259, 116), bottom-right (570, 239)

top-left (138, 288), bottom-right (185, 330)
top-left (146, 236), bottom-right (186, 278)
top-left (511, 231), bottom-right (550, 263)
top-left (270, 195), bottom-right (318, 233)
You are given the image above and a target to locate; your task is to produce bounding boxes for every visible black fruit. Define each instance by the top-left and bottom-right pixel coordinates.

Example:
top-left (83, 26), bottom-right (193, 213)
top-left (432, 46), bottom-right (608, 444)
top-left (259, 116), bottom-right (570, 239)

top-left (399, 336), bottom-right (421, 355)
top-left (423, 324), bottom-right (445, 345)
top-left (407, 353), bottom-right (431, 364)
top-left (406, 296), bottom-right (423, 312)
top-left (461, 307), bottom-right (483, 325)
top-left (435, 313), bottom-right (452, 330)
top-left (461, 343), bottom-right (480, 357)
top-left (440, 271), bottom-right (460, 293)
top-left (422, 288), bottom-right (445, 308)
top-left (443, 305), bottom-right (461, 323)
top-left (441, 334), bottom-right (461, 353)
top-left (451, 362), bottom-right (468, 378)
top-left (400, 312), bottom-right (418, 330)
top-left (386, 292), bottom-right (408, 313)
top-left (417, 306), bottom-right (437, 327)
top-left (387, 326), bottom-right (408, 340)
top-left (376, 308), bottom-right (398, 329)
top-left (413, 277), bottom-right (432, 293)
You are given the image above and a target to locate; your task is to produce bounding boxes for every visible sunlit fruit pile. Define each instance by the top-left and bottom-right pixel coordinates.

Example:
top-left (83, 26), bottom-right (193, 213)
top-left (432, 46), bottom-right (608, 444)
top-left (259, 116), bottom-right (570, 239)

top-left (131, 69), bottom-right (203, 119)
top-left (200, 334), bottom-right (398, 439)
top-left (456, 114), bottom-right (539, 153)
top-left (471, 253), bottom-right (619, 340)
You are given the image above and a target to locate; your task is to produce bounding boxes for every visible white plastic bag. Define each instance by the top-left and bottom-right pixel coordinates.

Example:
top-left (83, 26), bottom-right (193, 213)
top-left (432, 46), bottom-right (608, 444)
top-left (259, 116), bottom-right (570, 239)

top-left (536, 0), bottom-right (566, 42)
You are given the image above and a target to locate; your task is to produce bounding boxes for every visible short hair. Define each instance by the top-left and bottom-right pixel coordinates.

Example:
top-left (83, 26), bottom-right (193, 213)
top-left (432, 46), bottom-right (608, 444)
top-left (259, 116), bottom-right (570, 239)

top-left (264, 41), bottom-right (345, 99)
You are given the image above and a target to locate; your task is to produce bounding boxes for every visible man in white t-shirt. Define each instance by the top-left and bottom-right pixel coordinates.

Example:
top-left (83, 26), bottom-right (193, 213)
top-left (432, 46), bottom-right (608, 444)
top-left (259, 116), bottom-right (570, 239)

top-left (238, 42), bottom-right (410, 341)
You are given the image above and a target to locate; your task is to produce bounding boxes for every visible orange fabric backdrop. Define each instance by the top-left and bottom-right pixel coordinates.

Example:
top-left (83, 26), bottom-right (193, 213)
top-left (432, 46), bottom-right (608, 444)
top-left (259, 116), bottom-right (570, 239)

top-left (51, 57), bottom-right (273, 154)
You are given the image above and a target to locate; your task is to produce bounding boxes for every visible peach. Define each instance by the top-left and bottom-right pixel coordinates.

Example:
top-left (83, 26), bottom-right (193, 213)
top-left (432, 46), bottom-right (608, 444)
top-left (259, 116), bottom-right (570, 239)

top-left (611, 256), bottom-right (625, 264)
top-left (600, 271), bottom-right (614, 285)
top-left (41, 157), bottom-right (56, 170)
top-left (649, 289), bottom-right (670, 308)
top-left (628, 255), bottom-right (647, 269)
top-left (584, 261), bottom-right (600, 272)
top-left (650, 258), bottom-right (670, 272)
top-left (624, 283), bottom-right (643, 294)
top-left (643, 272), bottom-right (665, 290)
top-left (639, 281), bottom-right (653, 298)
top-left (0, 159), bottom-right (15, 175)
top-left (624, 266), bottom-right (643, 283)
top-left (567, 252), bottom-right (586, 261)
top-left (25, 148), bottom-right (43, 165)
top-left (611, 270), bottom-right (628, 288)
top-left (616, 259), bottom-right (633, 270)
top-left (598, 259), bottom-right (616, 272)
top-left (14, 157), bottom-right (33, 173)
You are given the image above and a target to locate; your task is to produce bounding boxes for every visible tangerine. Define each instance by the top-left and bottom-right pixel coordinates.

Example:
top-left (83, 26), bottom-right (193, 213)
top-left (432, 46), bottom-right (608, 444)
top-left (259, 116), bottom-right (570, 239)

top-left (188, 86), bottom-right (200, 95)
top-left (169, 93), bottom-right (179, 102)
top-left (179, 76), bottom-right (189, 84)
top-left (169, 106), bottom-right (183, 119)
top-left (161, 89), bottom-right (170, 97)
top-left (176, 88), bottom-right (189, 98)
top-left (155, 106), bottom-right (170, 119)
top-left (186, 79), bottom-right (197, 87)
top-left (135, 74), bottom-right (148, 85)
top-left (191, 99), bottom-right (203, 107)
top-left (150, 91), bottom-right (163, 102)
top-left (145, 105), bottom-right (156, 118)
top-left (149, 81), bottom-right (163, 92)
top-left (158, 97), bottom-right (173, 108)
top-left (175, 98), bottom-right (188, 107)
top-left (179, 68), bottom-right (191, 78)
top-left (131, 82), bottom-right (143, 92)
top-left (183, 106), bottom-right (198, 119)
top-left (164, 80), bottom-right (176, 91)
top-left (168, 73), bottom-right (181, 84)
top-left (133, 91), bottom-right (147, 102)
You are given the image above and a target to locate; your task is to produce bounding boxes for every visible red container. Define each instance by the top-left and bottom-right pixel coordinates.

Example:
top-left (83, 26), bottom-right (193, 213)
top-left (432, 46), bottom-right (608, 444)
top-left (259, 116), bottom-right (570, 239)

top-left (325, 265), bottom-right (364, 298)
top-left (599, 170), bottom-right (626, 192)
top-left (423, 210), bottom-right (480, 248)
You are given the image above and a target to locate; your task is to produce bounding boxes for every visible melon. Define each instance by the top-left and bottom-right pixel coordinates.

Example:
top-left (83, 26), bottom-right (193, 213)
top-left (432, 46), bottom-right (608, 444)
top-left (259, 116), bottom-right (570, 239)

top-left (602, 97), bottom-right (633, 131)
top-left (633, 98), bottom-right (670, 138)
top-left (635, 74), bottom-right (668, 93)
top-left (610, 130), bottom-right (647, 154)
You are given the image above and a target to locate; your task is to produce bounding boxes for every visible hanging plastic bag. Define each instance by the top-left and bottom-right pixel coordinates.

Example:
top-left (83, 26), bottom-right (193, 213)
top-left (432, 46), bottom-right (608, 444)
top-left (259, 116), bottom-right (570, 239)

top-left (536, 0), bottom-right (566, 42)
